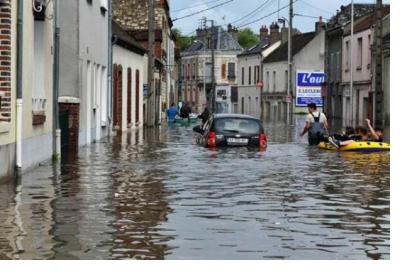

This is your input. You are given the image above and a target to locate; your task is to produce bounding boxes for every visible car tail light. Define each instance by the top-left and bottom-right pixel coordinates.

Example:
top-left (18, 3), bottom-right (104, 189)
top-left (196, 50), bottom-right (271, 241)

top-left (259, 133), bottom-right (267, 149)
top-left (207, 131), bottom-right (216, 147)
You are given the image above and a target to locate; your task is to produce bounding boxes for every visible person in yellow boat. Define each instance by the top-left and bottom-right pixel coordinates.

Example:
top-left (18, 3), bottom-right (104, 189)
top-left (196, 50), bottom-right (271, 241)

top-left (328, 119), bottom-right (384, 148)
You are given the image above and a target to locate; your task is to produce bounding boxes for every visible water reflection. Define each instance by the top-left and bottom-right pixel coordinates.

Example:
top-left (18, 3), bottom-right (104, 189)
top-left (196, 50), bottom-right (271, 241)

top-left (0, 115), bottom-right (389, 259)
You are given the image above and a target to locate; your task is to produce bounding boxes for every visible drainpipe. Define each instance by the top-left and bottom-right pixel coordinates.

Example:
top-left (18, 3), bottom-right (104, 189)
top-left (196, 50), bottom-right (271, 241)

top-left (16, 0), bottom-right (23, 174)
top-left (53, 0), bottom-right (61, 161)
top-left (108, 0), bottom-right (113, 133)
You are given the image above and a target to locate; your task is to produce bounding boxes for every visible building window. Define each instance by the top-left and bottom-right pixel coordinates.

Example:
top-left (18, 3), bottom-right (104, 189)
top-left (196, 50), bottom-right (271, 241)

top-left (368, 34), bottom-right (372, 67)
top-left (266, 71), bottom-right (270, 92)
top-left (254, 65), bottom-right (260, 84)
top-left (228, 63), bottom-right (235, 80)
top-left (248, 66), bottom-right (252, 85)
top-left (241, 67), bottom-right (245, 85)
top-left (357, 37), bottom-right (363, 69)
top-left (206, 63), bottom-right (212, 80)
top-left (221, 63), bottom-right (226, 79)
top-left (32, 20), bottom-right (46, 117)
top-left (188, 64), bottom-right (190, 80)
top-left (272, 71), bottom-right (276, 92)
top-left (345, 40), bottom-right (350, 69)
top-left (193, 63), bottom-right (196, 80)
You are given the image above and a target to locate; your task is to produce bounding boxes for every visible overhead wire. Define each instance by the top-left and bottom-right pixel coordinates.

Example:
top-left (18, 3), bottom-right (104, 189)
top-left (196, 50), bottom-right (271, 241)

top-left (171, 0), bottom-right (224, 13)
top-left (172, 0), bottom-right (235, 22)
top-left (298, 0), bottom-right (333, 15)
top-left (231, 0), bottom-right (275, 25)
top-left (237, 0), bottom-right (299, 28)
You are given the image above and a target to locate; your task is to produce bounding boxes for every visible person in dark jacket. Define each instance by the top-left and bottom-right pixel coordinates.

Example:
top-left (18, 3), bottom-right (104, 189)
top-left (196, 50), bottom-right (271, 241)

top-left (179, 102), bottom-right (191, 119)
top-left (198, 106), bottom-right (210, 125)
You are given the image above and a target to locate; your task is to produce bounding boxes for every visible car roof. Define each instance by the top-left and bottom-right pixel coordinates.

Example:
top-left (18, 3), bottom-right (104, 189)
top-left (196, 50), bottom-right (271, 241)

top-left (213, 113), bottom-right (260, 120)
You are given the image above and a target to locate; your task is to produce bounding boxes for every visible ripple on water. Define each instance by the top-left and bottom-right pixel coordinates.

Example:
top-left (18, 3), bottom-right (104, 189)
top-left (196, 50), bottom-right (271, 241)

top-left (0, 116), bottom-right (390, 259)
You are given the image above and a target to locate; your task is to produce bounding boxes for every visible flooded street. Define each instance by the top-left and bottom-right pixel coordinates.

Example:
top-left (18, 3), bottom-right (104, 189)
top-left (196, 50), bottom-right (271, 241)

top-left (0, 116), bottom-right (390, 260)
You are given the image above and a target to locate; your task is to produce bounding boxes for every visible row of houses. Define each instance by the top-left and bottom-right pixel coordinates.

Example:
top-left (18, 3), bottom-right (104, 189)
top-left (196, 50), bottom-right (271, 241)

top-left (180, 3), bottom-right (390, 129)
top-left (0, 0), bottom-right (178, 182)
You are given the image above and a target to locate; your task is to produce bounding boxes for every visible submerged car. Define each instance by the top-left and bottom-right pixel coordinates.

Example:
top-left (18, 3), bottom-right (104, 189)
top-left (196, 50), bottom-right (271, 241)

top-left (193, 114), bottom-right (267, 148)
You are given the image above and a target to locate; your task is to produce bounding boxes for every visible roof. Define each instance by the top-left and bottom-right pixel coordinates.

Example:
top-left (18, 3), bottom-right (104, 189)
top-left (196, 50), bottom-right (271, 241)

top-left (112, 21), bottom-right (147, 55)
top-left (263, 32), bottom-right (316, 63)
top-left (343, 6), bottom-right (390, 35)
top-left (183, 26), bottom-right (243, 54)
top-left (238, 36), bottom-right (272, 57)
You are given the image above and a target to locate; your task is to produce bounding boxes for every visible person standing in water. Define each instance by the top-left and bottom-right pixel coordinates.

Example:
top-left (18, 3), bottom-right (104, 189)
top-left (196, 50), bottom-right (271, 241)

top-left (300, 103), bottom-right (329, 145)
top-left (198, 106), bottom-right (210, 125)
top-left (166, 102), bottom-right (178, 122)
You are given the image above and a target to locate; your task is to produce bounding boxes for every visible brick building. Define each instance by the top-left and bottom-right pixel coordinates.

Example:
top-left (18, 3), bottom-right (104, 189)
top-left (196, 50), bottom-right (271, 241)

top-left (112, 0), bottom-right (175, 123)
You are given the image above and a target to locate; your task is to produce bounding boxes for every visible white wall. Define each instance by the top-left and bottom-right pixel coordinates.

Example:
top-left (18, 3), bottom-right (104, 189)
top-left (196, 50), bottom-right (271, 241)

top-left (113, 45), bottom-right (145, 131)
top-left (237, 54), bottom-right (262, 117)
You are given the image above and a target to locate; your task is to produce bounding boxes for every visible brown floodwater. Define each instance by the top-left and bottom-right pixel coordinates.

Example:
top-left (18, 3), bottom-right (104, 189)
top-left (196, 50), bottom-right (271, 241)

top-left (0, 116), bottom-right (390, 259)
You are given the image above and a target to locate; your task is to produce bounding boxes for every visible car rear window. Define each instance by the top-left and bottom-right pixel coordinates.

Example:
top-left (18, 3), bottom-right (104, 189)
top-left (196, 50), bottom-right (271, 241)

top-left (213, 118), bottom-right (261, 134)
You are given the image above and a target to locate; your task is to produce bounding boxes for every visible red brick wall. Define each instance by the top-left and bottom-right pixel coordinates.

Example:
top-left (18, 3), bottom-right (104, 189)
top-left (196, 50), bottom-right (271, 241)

top-left (0, 1), bottom-right (11, 123)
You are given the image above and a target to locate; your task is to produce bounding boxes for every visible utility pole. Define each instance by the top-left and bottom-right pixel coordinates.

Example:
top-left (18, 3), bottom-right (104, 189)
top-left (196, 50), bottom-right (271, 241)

top-left (287, 0), bottom-right (293, 124)
top-left (211, 20), bottom-right (216, 113)
top-left (350, 0), bottom-right (354, 126)
top-left (375, 0), bottom-right (383, 127)
top-left (147, 0), bottom-right (156, 127)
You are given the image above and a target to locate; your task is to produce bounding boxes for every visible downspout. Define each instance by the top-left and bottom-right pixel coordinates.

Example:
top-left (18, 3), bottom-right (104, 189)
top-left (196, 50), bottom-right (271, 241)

top-left (53, 0), bottom-right (61, 160)
top-left (16, 0), bottom-right (23, 174)
top-left (108, 0), bottom-right (113, 133)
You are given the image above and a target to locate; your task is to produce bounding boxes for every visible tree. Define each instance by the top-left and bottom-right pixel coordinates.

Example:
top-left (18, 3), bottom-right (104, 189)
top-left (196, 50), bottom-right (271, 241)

top-left (172, 28), bottom-right (195, 52)
top-left (237, 28), bottom-right (259, 49)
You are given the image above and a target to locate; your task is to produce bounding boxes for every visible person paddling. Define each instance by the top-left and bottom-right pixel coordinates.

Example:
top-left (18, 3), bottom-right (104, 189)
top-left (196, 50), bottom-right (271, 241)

top-left (300, 103), bottom-right (329, 145)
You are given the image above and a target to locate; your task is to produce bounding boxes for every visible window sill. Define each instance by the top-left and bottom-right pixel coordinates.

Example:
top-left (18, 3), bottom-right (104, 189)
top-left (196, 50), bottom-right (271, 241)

top-left (0, 121), bottom-right (11, 133)
top-left (32, 112), bottom-right (46, 126)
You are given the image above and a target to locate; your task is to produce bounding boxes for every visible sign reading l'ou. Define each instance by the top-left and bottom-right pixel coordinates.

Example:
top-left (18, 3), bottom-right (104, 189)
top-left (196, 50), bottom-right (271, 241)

top-left (296, 70), bottom-right (325, 107)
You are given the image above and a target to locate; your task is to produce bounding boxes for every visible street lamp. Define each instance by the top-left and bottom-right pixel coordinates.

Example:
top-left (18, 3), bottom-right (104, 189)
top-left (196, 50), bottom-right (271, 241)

top-left (278, 16), bottom-right (292, 124)
top-left (194, 39), bottom-right (207, 113)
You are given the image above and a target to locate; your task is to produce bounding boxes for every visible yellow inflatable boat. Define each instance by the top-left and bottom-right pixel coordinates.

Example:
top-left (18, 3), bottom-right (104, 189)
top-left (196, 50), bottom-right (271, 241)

top-left (318, 141), bottom-right (390, 152)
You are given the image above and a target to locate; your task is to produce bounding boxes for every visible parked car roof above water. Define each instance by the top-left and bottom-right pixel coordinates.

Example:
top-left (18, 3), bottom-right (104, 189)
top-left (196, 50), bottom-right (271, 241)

top-left (213, 113), bottom-right (260, 120)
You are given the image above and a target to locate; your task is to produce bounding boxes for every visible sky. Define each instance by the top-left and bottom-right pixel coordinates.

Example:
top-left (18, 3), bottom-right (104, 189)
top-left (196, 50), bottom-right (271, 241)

top-left (170, 0), bottom-right (390, 36)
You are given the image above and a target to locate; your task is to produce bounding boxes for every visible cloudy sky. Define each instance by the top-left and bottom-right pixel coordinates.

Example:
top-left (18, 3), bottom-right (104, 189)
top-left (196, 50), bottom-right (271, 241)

top-left (170, 0), bottom-right (390, 35)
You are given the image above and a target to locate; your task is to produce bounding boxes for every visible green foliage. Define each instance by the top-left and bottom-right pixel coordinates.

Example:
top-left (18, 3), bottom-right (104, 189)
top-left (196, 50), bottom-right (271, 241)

top-left (172, 28), bottom-right (195, 51)
top-left (237, 28), bottom-right (259, 49)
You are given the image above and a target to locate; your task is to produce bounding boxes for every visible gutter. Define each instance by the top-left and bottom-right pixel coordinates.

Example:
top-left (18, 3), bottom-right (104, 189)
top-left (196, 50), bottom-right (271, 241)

top-left (16, 0), bottom-right (23, 173)
top-left (108, 0), bottom-right (113, 131)
top-left (52, 0), bottom-right (61, 160)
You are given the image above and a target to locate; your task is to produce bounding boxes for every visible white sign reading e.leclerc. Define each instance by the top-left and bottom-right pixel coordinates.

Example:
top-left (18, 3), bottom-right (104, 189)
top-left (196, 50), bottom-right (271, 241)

top-left (296, 70), bottom-right (325, 107)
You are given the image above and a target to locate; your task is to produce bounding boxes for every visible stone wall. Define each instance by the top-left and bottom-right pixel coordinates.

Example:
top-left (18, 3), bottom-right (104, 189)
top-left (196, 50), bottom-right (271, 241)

top-left (112, 0), bottom-right (170, 31)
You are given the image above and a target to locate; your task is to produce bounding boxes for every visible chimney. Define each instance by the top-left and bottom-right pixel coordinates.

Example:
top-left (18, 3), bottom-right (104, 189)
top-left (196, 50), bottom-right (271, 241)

top-left (270, 22), bottom-right (280, 43)
top-left (281, 26), bottom-right (289, 43)
top-left (315, 16), bottom-right (325, 33)
top-left (227, 23), bottom-right (239, 41)
top-left (259, 25), bottom-right (268, 40)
